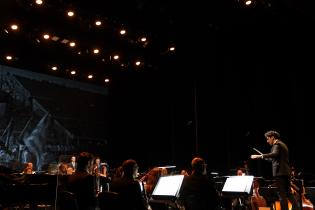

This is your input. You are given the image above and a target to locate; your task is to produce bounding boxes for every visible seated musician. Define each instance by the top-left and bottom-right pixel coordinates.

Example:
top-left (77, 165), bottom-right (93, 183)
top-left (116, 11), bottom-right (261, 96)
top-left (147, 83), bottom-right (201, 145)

top-left (58, 162), bottom-right (70, 175)
top-left (291, 166), bottom-right (314, 210)
top-left (65, 152), bottom-right (97, 210)
top-left (22, 162), bottom-right (35, 174)
top-left (92, 157), bottom-right (108, 193)
top-left (232, 167), bottom-right (251, 210)
top-left (109, 159), bottom-right (149, 210)
top-left (142, 166), bottom-right (168, 197)
top-left (92, 157), bottom-right (107, 177)
top-left (179, 157), bottom-right (220, 210)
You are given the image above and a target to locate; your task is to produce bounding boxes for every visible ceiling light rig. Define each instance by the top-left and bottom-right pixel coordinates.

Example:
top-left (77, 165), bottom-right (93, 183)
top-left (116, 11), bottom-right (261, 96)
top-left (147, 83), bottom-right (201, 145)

top-left (0, 0), bottom-right (177, 86)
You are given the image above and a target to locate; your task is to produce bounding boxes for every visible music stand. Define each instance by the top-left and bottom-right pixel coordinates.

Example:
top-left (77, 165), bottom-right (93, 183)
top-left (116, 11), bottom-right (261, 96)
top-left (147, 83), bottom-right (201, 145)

top-left (150, 175), bottom-right (184, 210)
top-left (221, 176), bottom-right (254, 210)
top-left (221, 175), bottom-right (254, 196)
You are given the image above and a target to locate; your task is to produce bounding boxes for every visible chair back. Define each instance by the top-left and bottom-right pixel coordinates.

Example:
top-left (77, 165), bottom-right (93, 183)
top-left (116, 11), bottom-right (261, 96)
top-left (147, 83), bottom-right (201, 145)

top-left (98, 191), bottom-right (122, 210)
top-left (57, 190), bottom-right (78, 210)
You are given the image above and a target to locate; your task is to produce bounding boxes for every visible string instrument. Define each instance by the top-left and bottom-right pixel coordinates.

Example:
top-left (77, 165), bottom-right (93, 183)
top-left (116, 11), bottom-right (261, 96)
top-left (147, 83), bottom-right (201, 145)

top-left (274, 200), bottom-right (292, 210)
top-left (251, 179), bottom-right (268, 210)
top-left (271, 178), bottom-right (314, 210)
top-left (290, 173), bottom-right (314, 210)
top-left (300, 179), bottom-right (314, 210)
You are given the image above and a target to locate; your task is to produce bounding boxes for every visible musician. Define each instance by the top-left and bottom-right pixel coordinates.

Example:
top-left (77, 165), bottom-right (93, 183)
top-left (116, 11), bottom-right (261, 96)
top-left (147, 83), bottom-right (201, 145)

top-left (92, 157), bottom-right (107, 177)
top-left (109, 159), bottom-right (149, 210)
top-left (290, 167), bottom-right (314, 210)
top-left (179, 157), bottom-right (220, 210)
top-left (92, 157), bottom-right (108, 193)
top-left (140, 166), bottom-right (168, 198)
top-left (68, 155), bottom-right (77, 172)
top-left (232, 167), bottom-right (251, 210)
top-left (251, 130), bottom-right (300, 210)
top-left (22, 162), bottom-right (35, 174)
top-left (66, 152), bottom-right (96, 210)
top-left (58, 162), bottom-right (69, 175)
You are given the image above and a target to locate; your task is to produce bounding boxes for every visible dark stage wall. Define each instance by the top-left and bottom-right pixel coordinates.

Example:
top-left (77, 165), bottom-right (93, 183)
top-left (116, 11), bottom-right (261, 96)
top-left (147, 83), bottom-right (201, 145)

top-left (1, 65), bottom-right (315, 182)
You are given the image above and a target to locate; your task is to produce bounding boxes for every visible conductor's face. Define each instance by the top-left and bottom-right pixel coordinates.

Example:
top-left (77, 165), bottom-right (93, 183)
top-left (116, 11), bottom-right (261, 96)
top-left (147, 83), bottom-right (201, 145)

top-left (266, 136), bottom-right (274, 146)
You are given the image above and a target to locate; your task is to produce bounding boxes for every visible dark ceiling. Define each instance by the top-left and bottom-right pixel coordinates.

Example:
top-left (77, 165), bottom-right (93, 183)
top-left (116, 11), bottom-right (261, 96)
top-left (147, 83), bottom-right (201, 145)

top-left (0, 0), bottom-right (314, 86)
top-left (0, 0), bottom-right (182, 85)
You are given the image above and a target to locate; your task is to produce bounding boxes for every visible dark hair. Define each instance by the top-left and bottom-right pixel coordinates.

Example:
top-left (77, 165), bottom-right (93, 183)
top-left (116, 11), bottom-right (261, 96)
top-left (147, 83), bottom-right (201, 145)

top-left (122, 159), bottom-right (138, 177)
top-left (191, 157), bottom-right (205, 174)
top-left (264, 130), bottom-right (280, 139)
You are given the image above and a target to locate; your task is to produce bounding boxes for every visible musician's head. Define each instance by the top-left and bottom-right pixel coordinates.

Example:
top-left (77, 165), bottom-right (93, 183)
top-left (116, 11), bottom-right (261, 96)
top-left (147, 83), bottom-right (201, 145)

top-left (76, 151), bottom-right (93, 172)
top-left (191, 157), bottom-right (207, 175)
top-left (23, 162), bottom-right (34, 174)
top-left (236, 167), bottom-right (246, 176)
top-left (94, 157), bottom-right (101, 165)
top-left (122, 159), bottom-right (139, 179)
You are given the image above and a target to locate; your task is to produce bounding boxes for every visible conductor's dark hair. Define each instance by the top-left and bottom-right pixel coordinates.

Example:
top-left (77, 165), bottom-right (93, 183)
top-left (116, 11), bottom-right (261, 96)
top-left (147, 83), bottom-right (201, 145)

top-left (264, 130), bottom-right (280, 139)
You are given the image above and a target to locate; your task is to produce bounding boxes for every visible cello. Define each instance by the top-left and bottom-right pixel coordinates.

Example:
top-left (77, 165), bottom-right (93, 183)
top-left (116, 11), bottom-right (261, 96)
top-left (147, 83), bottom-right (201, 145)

top-left (300, 179), bottom-right (314, 210)
top-left (290, 167), bottom-right (314, 210)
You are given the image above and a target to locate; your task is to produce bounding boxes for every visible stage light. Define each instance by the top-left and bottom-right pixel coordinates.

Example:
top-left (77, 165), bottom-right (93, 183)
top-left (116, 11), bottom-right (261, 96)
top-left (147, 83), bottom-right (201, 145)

top-left (245, 0), bottom-right (252, 5)
top-left (67, 11), bottom-right (74, 17)
top-left (43, 34), bottom-right (50, 39)
top-left (69, 42), bottom-right (76, 47)
top-left (61, 39), bottom-right (69, 44)
top-left (169, 46), bottom-right (175, 51)
top-left (35, 0), bottom-right (43, 5)
top-left (93, 49), bottom-right (100, 54)
top-left (6, 55), bottom-right (13, 60)
top-left (238, 0), bottom-right (255, 6)
top-left (51, 36), bottom-right (60, 41)
top-left (11, 24), bottom-right (18, 30)
top-left (95, 21), bottom-right (102, 26)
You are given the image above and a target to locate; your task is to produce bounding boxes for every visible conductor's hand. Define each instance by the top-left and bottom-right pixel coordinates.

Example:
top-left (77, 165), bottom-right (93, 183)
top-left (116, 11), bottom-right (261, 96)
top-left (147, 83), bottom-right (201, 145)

top-left (251, 154), bottom-right (263, 159)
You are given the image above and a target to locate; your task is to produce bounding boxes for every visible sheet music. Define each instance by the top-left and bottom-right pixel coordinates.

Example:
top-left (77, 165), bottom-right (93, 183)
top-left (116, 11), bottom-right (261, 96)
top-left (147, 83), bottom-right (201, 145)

top-left (222, 175), bottom-right (254, 194)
